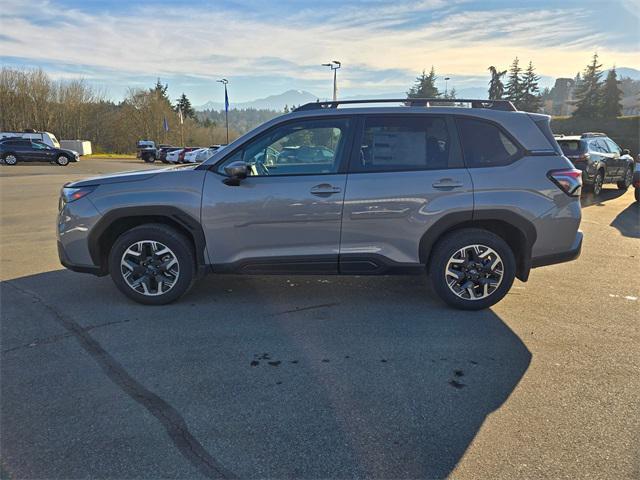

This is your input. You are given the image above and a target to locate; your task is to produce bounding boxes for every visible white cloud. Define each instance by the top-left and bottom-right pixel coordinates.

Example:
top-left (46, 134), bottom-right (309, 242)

top-left (1, 0), bottom-right (638, 94)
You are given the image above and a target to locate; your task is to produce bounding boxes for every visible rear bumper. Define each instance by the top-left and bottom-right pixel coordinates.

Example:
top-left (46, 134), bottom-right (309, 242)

top-left (531, 231), bottom-right (583, 268)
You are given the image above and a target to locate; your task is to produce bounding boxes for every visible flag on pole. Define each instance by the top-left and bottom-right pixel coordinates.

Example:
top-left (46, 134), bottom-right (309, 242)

top-left (224, 87), bottom-right (229, 112)
top-left (178, 107), bottom-right (184, 125)
top-left (162, 116), bottom-right (169, 132)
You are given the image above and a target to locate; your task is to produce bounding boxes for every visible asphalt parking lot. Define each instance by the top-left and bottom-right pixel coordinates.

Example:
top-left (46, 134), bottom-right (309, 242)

top-left (1, 159), bottom-right (639, 479)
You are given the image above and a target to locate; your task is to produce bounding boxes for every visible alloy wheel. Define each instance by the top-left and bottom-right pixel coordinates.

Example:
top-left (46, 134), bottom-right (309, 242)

top-left (593, 172), bottom-right (603, 195)
top-left (624, 168), bottom-right (633, 187)
top-left (444, 244), bottom-right (504, 301)
top-left (57, 155), bottom-right (69, 166)
top-left (4, 154), bottom-right (17, 165)
top-left (120, 240), bottom-right (180, 296)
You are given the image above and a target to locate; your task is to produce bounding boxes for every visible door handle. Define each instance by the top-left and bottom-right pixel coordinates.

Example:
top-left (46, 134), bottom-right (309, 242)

top-left (432, 178), bottom-right (464, 189)
top-left (310, 184), bottom-right (342, 196)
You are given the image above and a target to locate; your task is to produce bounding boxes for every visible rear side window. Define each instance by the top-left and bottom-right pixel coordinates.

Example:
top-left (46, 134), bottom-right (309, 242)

top-left (353, 116), bottom-right (454, 172)
top-left (456, 118), bottom-right (520, 167)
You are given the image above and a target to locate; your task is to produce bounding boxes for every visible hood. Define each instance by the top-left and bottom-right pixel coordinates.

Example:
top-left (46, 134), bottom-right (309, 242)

top-left (66, 163), bottom-right (199, 187)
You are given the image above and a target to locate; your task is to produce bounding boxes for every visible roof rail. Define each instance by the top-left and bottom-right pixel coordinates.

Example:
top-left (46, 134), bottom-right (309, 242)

top-left (293, 98), bottom-right (517, 112)
top-left (580, 132), bottom-right (606, 138)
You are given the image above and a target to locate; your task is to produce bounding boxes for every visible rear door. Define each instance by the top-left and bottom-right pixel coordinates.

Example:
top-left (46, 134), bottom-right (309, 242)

top-left (603, 138), bottom-right (624, 177)
top-left (339, 114), bottom-right (473, 271)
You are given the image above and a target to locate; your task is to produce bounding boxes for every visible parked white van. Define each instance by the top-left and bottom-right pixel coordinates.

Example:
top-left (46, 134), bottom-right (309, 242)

top-left (0, 130), bottom-right (61, 148)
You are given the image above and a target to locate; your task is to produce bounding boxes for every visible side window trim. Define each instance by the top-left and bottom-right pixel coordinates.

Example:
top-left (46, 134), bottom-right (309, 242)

top-left (211, 115), bottom-right (355, 177)
top-left (454, 115), bottom-right (525, 169)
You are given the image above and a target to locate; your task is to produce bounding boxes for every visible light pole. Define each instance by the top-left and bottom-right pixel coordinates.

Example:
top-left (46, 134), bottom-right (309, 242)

top-left (322, 60), bottom-right (341, 101)
top-left (217, 78), bottom-right (229, 144)
top-left (444, 77), bottom-right (451, 98)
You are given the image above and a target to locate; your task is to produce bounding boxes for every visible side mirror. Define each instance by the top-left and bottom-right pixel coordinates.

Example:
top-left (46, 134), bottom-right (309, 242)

top-left (622, 149), bottom-right (630, 155)
top-left (223, 160), bottom-right (249, 186)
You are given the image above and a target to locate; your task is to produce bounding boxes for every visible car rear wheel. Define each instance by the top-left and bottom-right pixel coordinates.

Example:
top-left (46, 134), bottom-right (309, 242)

top-left (617, 166), bottom-right (633, 190)
top-left (635, 188), bottom-right (640, 203)
top-left (56, 155), bottom-right (70, 166)
top-left (590, 170), bottom-right (604, 196)
top-left (108, 224), bottom-right (196, 305)
top-left (429, 228), bottom-right (516, 310)
top-left (3, 154), bottom-right (17, 165)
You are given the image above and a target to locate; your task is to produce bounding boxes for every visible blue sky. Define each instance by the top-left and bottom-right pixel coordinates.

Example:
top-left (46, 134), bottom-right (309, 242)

top-left (1, 0), bottom-right (639, 105)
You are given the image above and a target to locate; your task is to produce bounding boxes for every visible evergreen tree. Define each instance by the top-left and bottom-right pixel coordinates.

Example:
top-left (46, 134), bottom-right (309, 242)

top-left (601, 67), bottom-right (622, 118)
top-left (520, 61), bottom-right (542, 112)
top-left (504, 57), bottom-right (524, 108)
top-left (488, 66), bottom-right (507, 100)
top-left (151, 78), bottom-right (171, 107)
top-left (407, 67), bottom-right (440, 98)
top-left (572, 53), bottom-right (604, 118)
top-left (175, 93), bottom-right (196, 119)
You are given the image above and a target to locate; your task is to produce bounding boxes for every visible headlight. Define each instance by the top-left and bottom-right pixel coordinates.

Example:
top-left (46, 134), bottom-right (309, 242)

top-left (60, 186), bottom-right (96, 206)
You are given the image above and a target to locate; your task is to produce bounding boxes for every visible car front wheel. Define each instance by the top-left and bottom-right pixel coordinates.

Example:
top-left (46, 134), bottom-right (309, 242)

top-left (429, 228), bottom-right (516, 310)
top-left (56, 155), bottom-right (70, 166)
top-left (108, 224), bottom-right (196, 305)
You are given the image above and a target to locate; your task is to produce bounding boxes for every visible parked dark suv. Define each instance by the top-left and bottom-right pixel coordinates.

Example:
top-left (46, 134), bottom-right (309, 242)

top-left (0, 138), bottom-right (79, 166)
top-left (555, 133), bottom-right (634, 195)
top-left (57, 98), bottom-right (583, 310)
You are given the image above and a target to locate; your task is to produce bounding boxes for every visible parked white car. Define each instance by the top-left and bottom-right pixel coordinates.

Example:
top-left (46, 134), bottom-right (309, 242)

top-left (183, 147), bottom-right (220, 163)
top-left (165, 148), bottom-right (184, 163)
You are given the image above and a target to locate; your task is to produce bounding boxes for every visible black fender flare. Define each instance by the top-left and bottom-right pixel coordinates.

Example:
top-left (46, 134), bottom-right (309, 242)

top-left (88, 206), bottom-right (208, 272)
top-left (418, 209), bottom-right (537, 280)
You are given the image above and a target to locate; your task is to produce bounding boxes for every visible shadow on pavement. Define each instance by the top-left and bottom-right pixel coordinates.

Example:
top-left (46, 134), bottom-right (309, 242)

top-left (580, 187), bottom-right (627, 208)
top-left (1, 269), bottom-right (532, 479)
top-left (610, 202), bottom-right (640, 238)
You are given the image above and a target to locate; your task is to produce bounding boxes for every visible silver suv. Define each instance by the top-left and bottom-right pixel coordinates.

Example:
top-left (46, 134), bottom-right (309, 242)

top-left (57, 99), bottom-right (583, 310)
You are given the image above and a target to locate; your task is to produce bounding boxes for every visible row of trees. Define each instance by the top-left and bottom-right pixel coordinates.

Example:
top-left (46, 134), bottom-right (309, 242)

top-left (407, 67), bottom-right (457, 99)
top-left (0, 69), bottom-right (232, 153)
top-left (488, 58), bottom-right (542, 112)
top-left (572, 54), bottom-right (623, 119)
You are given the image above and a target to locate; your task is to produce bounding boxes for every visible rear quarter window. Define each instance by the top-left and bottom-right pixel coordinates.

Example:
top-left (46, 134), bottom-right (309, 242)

top-left (456, 118), bottom-right (521, 167)
top-left (558, 140), bottom-right (583, 155)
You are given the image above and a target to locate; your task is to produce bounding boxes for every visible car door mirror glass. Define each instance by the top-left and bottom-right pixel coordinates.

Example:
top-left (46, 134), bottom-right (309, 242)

top-left (223, 160), bottom-right (249, 186)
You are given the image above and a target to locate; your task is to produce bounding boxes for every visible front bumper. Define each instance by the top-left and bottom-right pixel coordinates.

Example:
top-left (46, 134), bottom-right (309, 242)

top-left (57, 241), bottom-right (104, 275)
top-left (531, 231), bottom-right (583, 268)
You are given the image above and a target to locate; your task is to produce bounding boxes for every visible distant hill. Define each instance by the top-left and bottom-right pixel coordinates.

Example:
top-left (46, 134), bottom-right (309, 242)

top-left (197, 89), bottom-right (318, 111)
top-left (614, 67), bottom-right (640, 80)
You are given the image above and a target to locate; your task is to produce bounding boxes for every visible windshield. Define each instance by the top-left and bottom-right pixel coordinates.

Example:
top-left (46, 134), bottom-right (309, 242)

top-left (50, 134), bottom-right (60, 148)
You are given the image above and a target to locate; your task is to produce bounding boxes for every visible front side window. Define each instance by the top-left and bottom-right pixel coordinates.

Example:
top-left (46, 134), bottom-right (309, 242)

top-left (220, 118), bottom-right (350, 176)
top-left (604, 138), bottom-right (621, 155)
top-left (456, 118), bottom-right (520, 167)
top-left (354, 116), bottom-right (452, 172)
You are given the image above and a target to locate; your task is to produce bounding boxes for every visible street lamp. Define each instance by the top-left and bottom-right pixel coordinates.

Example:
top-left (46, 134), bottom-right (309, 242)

top-left (217, 78), bottom-right (229, 144)
top-left (322, 60), bottom-right (341, 101)
top-left (444, 77), bottom-right (451, 98)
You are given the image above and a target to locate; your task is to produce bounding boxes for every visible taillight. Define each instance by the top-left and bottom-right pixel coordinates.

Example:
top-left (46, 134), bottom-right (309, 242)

top-left (548, 169), bottom-right (582, 197)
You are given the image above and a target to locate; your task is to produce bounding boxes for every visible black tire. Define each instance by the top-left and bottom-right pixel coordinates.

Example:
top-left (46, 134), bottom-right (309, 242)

top-left (108, 224), bottom-right (196, 305)
top-left (3, 153), bottom-right (18, 165)
top-left (588, 170), bottom-right (604, 196)
top-left (635, 188), bottom-right (639, 203)
top-left (55, 155), bottom-right (70, 166)
top-left (429, 228), bottom-right (516, 310)
top-left (617, 166), bottom-right (633, 190)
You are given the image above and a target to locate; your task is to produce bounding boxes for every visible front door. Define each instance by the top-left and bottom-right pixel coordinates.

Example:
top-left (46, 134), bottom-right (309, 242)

top-left (201, 116), bottom-right (353, 273)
